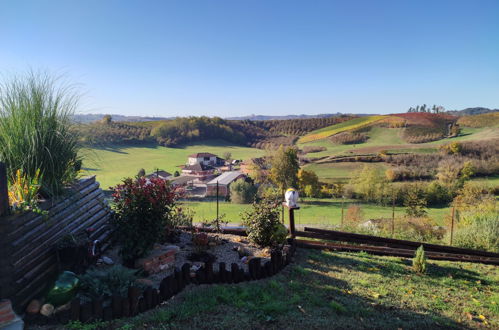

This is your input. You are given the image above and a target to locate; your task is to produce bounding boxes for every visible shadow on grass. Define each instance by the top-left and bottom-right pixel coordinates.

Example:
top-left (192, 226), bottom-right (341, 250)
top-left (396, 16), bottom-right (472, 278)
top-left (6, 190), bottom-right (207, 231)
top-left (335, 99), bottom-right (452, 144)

top-left (110, 248), bottom-right (464, 329)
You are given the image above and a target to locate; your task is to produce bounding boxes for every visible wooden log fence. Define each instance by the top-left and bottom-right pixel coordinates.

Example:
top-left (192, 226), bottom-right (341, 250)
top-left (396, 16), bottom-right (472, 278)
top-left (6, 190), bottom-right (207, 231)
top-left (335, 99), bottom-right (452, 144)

top-left (300, 227), bottom-right (499, 259)
top-left (61, 241), bottom-right (295, 324)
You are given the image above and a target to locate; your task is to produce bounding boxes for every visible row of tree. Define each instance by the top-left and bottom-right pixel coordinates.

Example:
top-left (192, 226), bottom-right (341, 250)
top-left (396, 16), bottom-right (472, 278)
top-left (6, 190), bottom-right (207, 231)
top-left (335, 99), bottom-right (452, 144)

top-left (407, 104), bottom-right (445, 113)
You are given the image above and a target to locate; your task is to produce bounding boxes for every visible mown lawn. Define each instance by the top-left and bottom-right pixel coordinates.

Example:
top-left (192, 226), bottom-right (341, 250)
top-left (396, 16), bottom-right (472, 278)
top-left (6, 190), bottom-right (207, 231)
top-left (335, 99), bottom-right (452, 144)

top-left (81, 139), bottom-right (264, 190)
top-left (69, 249), bottom-right (499, 329)
top-left (184, 198), bottom-right (451, 227)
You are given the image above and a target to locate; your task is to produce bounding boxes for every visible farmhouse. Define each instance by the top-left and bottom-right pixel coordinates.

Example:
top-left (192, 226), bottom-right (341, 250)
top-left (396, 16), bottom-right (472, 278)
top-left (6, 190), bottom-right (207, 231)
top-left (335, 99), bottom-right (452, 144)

top-left (206, 171), bottom-right (246, 197)
top-left (181, 163), bottom-right (216, 182)
top-left (187, 152), bottom-right (224, 167)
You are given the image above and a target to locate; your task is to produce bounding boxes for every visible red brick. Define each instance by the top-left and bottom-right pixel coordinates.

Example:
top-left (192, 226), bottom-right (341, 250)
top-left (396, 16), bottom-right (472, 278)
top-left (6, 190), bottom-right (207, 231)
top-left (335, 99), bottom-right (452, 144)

top-left (165, 249), bottom-right (177, 257)
top-left (0, 313), bottom-right (15, 324)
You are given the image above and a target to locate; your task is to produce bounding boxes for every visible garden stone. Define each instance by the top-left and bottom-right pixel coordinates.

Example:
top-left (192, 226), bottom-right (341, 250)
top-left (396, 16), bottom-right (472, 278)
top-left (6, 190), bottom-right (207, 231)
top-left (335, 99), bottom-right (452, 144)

top-left (40, 304), bottom-right (54, 317)
top-left (26, 299), bottom-right (41, 314)
top-left (102, 256), bottom-right (114, 265)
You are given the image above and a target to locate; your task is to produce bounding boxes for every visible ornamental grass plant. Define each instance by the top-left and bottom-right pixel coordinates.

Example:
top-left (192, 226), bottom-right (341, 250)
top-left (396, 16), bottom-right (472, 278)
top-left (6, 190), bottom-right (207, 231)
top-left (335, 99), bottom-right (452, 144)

top-left (0, 71), bottom-right (82, 197)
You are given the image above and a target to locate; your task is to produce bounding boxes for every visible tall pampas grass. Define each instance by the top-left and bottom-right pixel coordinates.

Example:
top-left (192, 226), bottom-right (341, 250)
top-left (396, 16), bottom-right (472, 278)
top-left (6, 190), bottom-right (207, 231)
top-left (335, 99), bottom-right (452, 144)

top-left (0, 70), bottom-right (82, 196)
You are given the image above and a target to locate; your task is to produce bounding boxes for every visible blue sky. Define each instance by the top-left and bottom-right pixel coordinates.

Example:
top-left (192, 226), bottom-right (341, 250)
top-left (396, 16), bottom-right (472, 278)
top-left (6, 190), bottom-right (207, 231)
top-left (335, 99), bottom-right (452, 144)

top-left (1, 0), bottom-right (498, 117)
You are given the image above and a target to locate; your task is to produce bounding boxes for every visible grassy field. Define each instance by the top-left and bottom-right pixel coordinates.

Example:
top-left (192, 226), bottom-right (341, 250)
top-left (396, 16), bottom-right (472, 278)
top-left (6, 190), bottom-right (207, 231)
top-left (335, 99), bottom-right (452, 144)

top-left (78, 249), bottom-right (499, 329)
top-left (298, 116), bottom-right (387, 143)
top-left (184, 198), bottom-right (451, 227)
top-left (81, 139), bottom-right (264, 190)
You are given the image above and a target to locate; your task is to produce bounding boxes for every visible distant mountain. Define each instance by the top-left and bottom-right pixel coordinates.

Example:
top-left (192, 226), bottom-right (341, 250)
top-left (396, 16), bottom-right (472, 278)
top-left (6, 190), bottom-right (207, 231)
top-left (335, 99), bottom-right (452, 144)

top-left (446, 107), bottom-right (499, 116)
top-left (226, 113), bottom-right (373, 121)
top-left (73, 113), bottom-right (171, 123)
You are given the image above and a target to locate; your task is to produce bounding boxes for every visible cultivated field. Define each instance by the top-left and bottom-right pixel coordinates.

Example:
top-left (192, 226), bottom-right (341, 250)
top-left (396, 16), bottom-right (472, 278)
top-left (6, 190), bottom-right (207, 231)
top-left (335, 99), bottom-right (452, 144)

top-left (298, 115), bottom-right (387, 143)
top-left (81, 139), bottom-right (264, 189)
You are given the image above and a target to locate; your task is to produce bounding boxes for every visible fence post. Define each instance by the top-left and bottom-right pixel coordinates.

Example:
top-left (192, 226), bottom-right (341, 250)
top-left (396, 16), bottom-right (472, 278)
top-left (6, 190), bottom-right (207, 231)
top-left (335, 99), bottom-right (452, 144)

top-left (450, 205), bottom-right (455, 246)
top-left (283, 203), bottom-right (299, 238)
top-left (0, 162), bottom-right (9, 217)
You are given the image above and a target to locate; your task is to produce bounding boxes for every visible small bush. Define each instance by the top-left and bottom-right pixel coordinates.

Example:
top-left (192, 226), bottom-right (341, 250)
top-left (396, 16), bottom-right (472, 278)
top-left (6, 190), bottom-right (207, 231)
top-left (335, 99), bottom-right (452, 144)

top-left (242, 197), bottom-right (287, 247)
top-left (111, 177), bottom-right (180, 262)
top-left (412, 245), bottom-right (427, 274)
top-left (230, 179), bottom-right (257, 204)
top-left (78, 265), bottom-right (139, 300)
top-left (452, 213), bottom-right (499, 252)
top-left (345, 205), bottom-right (364, 227)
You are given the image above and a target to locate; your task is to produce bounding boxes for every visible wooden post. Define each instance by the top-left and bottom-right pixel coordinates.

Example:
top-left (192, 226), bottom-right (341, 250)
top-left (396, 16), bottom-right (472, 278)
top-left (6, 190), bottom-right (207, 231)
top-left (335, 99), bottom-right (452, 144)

top-left (450, 205), bottom-right (456, 246)
top-left (341, 198), bottom-right (344, 228)
top-left (283, 203), bottom-right (299, 238)
top-left (216, 180), bottom-right (219, 227)
top-left (0, 162), bottom-right (9, 217)
top-left (391, 190), bottom-right (395, 237)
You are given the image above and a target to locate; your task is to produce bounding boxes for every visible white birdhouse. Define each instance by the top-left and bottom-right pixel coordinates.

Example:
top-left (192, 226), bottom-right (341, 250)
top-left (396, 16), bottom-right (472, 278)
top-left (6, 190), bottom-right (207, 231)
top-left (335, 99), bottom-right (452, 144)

top-left (285, 188), bottom-right (299, 208)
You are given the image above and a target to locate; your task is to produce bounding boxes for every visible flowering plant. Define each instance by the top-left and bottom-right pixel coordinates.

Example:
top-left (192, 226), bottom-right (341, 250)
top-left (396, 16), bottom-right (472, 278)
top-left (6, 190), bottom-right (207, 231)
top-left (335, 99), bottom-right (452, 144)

top-left (111, 177), bottom-right (180, 262)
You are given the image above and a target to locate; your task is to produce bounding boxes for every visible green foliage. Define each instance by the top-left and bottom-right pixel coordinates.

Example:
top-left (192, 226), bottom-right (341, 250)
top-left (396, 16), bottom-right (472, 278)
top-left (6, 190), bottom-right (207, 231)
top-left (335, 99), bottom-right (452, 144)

top-left (424, 181), bottom-right (452, 206)
top-left (242, 197), bottom-right (287, 247)
top-left (151, 116), bottom-right (247, 146)
top-left (453, 213), bottom-right (499, 252)
top-left (298, 169), bottom-right (321, 197)
top-left (440, 142), bottom-right (462, 155)
top-left (111, 177), bottom-right (179, 262)
top-left (136, 168), bottom-right (145, 178)
top-left (412, 245), bottom-right (427, 274)
top-left (349, 165), bottom-right (388, 204)
top-left (404, 184), bottom-right (428, 217)
top-left (270, 146), bottom-right (300, 192)
top-left (78, 265), bottom-right (139, 300)
top-left (230, 179), bottom-right (257, 204)
top-left (0, 71), bottom-right (82, 196)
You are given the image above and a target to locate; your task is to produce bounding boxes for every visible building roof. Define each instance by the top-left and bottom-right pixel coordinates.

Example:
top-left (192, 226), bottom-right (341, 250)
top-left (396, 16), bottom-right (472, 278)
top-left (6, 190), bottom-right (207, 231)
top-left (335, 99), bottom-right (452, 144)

top-left (188, 152), bottom-right (218, 158)
top-left (145, 170), bottom-right (171, 179)
top-left (169, 175), bottom-right (196, 185)
top-left (207, 171), bottom-right (245, 185)
top-left (182, 163), bottom-right (214, 172)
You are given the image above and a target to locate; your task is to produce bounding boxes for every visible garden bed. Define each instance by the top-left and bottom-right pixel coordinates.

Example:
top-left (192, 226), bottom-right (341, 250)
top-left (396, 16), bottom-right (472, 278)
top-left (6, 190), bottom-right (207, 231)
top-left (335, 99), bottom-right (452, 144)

top-left (24, 230), bottom-right (295, 327)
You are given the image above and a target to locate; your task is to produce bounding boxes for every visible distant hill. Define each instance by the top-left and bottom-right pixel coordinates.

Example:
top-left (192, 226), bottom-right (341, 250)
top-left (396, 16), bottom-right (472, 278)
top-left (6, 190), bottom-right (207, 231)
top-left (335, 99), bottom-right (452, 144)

top-left (226, 113), bottom-right (372, 121)
top-left (447, 107), bottom-right (499, 116)
top-left (73, 113), bottom-right (171, 123)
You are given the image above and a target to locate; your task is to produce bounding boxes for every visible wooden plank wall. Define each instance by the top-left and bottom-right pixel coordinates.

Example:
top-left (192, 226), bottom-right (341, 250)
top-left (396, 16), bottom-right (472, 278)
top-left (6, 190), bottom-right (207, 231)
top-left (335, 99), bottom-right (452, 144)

top-left (0, 176), bottom-right (113, 310)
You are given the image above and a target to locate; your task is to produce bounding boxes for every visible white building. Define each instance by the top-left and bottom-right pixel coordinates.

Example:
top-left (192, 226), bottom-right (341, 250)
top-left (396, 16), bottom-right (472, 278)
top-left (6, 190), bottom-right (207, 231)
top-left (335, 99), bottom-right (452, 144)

top-left (187, 152), bottom-right (224, 166)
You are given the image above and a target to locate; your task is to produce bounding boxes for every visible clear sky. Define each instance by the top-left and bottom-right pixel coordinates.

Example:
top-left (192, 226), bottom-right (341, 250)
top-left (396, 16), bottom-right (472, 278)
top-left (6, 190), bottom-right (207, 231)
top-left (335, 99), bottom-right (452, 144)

top-left (1, 0), bottom-right (498, 117)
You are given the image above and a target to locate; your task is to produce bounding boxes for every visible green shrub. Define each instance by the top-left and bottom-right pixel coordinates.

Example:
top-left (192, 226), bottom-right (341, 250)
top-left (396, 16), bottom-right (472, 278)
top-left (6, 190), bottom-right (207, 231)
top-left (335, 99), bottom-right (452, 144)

top-left (230, 179), bottom-right (257, 204)
top-left (78, 265), bottom-right (139, 300)
top-left (453, 212), bottom-right (499, 252)
top-left (412, 245), bottom-right (427, 274)
top-left (404, 184), bottom-right (427, 217)
top-left (242, 197), bottom-right (287, 247)
top-left (111, 177), bottom-right (179, 262)
top-left (425, 181), bottom-right (452, 206)
top-left (0, 71), bottom-right (81, 196)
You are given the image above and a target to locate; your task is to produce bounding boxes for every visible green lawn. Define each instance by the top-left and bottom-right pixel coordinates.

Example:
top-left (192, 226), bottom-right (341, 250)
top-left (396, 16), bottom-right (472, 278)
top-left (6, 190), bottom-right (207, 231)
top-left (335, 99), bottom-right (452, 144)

top-left (78, 249), bottom-right (499, 329)
top-left (81, 139), bottom-right (264, 190)
top-left (184, 198), bottom-right (451, 227)
top-left (471, 175), bottom-right (499, 189)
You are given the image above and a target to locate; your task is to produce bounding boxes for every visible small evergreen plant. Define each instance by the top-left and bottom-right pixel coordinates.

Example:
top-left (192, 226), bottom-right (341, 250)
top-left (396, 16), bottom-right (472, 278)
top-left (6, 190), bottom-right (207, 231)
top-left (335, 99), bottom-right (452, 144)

top-left (413, 245), bottom-right (427, 274)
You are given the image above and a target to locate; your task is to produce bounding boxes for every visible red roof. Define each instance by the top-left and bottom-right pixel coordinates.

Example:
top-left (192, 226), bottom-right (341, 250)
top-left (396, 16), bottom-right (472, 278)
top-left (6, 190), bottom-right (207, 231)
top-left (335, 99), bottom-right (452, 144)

top-left (188, 152), bottom-right (218, 158)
